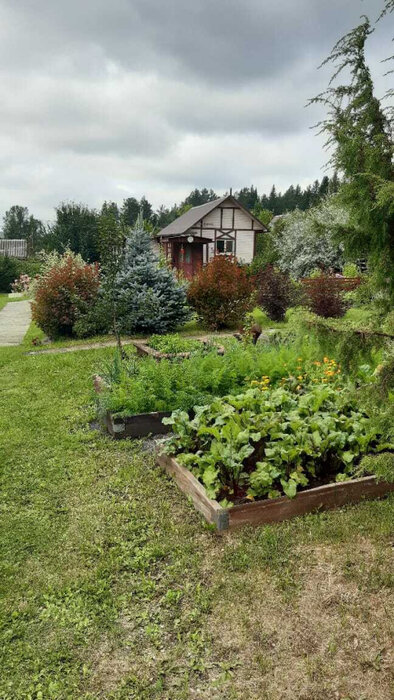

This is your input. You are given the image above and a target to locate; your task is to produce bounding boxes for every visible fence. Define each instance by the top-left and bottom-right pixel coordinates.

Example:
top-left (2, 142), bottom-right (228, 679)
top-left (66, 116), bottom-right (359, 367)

top-left (0, 239), bottom-right (27, 258)
top-left (301, 276), bottom-right (361, 294)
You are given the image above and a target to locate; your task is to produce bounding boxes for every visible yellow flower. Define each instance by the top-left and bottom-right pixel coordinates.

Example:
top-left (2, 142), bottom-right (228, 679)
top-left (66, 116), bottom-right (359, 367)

top-left (323, 357), bottom-right (329, 363)
top-left (296, 385), bottom-right (301, 390)
top-left (251, 380), bottom-right (259, 385)
top-left (325, 371), bottom-right (335, 377)
top-left (297, 375), bottom-right (303, 380)
top-left (314, 361), bottom-right (321, 367)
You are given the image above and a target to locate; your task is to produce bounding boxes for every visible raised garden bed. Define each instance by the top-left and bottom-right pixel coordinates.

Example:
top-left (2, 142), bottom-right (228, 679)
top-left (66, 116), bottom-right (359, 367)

top-left (133, 337), bottom-right (225, 360)
top-left (94, 374), bottom-right (172, 439)
top-left (105, 410), bottom-right (172, 439)
top-left (157, 453), bottom-right (394, 531)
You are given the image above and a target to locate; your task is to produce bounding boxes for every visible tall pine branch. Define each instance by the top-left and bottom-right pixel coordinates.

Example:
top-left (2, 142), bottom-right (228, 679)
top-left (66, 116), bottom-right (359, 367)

top-left (309, 16), bottom-right (394, 300)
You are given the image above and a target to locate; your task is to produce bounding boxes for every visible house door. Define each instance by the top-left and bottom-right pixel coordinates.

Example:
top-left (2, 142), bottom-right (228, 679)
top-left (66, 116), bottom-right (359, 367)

top-left (175, 243), bottom-right (203, 279)
top-left (182, 244), bottom-right (193, 279)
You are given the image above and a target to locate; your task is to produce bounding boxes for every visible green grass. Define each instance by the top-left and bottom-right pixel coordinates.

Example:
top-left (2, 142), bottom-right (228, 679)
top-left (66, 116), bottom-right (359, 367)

top-left (0, 293), bottom-right (29, 311)
top-left (21, 313), bottom-right (285, 353)
top-left (21, 319), bottom-right (231, 353)
top-left (1, 344), bottom-right (394, 698)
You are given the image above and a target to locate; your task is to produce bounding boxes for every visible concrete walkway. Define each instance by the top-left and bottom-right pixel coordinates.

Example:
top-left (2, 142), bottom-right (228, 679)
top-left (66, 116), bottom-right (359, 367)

top-left (0, 301), bottom-right (31, 346)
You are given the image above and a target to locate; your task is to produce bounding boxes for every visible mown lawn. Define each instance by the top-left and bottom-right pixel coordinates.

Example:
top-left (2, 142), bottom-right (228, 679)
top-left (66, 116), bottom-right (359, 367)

top-left (1, 344), bottom-right (394, 699)
top-left (0, 293), bottom-right (29, 312)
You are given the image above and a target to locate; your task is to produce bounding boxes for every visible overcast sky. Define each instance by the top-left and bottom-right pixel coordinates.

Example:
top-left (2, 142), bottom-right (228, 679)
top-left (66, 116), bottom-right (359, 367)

top-left (0, 0), bottom-right (391, 221)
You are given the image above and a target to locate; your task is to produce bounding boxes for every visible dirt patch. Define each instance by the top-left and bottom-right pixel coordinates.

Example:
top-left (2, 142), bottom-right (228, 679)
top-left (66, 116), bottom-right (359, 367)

top-left (203, 541), bottom-right (394, 699)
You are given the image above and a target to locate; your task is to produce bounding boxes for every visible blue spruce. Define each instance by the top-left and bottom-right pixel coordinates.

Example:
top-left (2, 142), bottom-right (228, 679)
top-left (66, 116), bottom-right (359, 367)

top-left (114, 214), bottom-right (190, 333)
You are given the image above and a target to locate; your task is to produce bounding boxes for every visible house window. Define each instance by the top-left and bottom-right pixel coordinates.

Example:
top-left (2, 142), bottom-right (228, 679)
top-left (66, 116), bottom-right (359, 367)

top-left (216, 238), bottom-right (234, 255)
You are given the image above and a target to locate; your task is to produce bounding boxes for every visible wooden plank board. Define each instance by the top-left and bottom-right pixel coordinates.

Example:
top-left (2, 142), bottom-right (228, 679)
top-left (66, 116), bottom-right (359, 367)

top-left (156, 452), bottom-right (394, 531)
top-left (157, 453), bottom-right (228, 530)
top-left (228, 476), bottom-right (394, 529)
top-left (106, 410), bottom-right (172, 439)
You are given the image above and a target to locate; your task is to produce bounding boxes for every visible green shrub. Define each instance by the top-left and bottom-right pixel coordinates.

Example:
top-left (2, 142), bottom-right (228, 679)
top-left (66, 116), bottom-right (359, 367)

top-left (342, 262), bottom-right (359, 278)
top-left (72, 296), bottom-right (112, 338)
top-left (187, 256), bottom-right (254, 330)
top-left (32, 252), bottom-right (100, 337)
top-left (288, 308), bottom-right (387, 373)
top-left (302, 275), bottom-right (347, 318)
top-left (382, 311), bottom-right (394, 335)
top-left (255, 265), bottom-right (297, 321)
top-left (0, 255), bottom-right (19, 292)
top-left (148, 334), bottom-right (201, 354)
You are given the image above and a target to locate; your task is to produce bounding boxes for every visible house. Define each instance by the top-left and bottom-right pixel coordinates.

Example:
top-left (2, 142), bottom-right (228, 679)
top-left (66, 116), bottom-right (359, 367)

top-left (156, 194), bottom-right (267, 278)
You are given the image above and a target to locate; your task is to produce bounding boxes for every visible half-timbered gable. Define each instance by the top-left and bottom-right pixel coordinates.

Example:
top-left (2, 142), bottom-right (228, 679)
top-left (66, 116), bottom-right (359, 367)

top-left (157, 194), bottom-right (267, 279)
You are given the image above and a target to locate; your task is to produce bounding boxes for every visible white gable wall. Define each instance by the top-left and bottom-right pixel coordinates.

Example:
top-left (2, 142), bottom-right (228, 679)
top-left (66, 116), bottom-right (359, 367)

top-left (202, 208), bottom-right (221, 228)
top-left (221, 207), bottom-right (233, 229)
top-left (235, 231), bottom-right (254, 263)
top-left (234, 208), bottom-right (252, 229)
top-left (196, 202), bottom-right (257, 264)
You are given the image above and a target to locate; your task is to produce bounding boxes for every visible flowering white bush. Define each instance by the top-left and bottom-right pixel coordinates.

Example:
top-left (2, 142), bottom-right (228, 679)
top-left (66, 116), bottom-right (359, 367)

top-left (30, 249), bottom-right (87, 296)
top-left (277, 196), bottom-right (347, 279)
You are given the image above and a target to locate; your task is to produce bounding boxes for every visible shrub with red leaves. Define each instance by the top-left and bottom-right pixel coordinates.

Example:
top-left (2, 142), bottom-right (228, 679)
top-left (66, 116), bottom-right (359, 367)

top-left (187, 256), bottom-right (254, 329)
top-left (32, 255), bottom-right (100, 337)
top-left (255, 264), bottom-right (296, 321)
top-left (301, 275), bottom-right (352, 318)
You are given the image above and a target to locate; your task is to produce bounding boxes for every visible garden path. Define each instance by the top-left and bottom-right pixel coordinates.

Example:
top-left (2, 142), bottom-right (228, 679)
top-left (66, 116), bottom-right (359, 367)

top-left (0, 301), bottom-right (31, 346)
top-left (25, 332), bottom-right (238, 356)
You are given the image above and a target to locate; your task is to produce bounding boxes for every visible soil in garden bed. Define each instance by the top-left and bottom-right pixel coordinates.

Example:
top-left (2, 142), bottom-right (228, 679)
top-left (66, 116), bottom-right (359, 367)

top-left (214, 450), bottom-right (382, 506)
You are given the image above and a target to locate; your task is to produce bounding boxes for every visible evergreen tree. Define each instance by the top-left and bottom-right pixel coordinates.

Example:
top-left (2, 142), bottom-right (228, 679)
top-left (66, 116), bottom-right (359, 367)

top-left (101, 201), bottom-right (120, 221)
top-left (182, 188), bottom-right (217, 207)
top-left (235, 186), bottom-right (259, 210)
top-left (2, 205), bottom-right (45, 253)
top-left (121, 196), bottom-right (152, 227)
top-left (310, 15), bottom-right (394, 298)
top-left (47, 202), bottom-right (99, 262)
top-left (328, 172), bottom-right (340, 194)
top-left (268, 185), bottom-right (278, 213)
top-left (318, 176), bottom-right (330, 198)
top-left (97, 206), bottom-right (127, 350)
top-left (113, 214), bottom-right (190, 334)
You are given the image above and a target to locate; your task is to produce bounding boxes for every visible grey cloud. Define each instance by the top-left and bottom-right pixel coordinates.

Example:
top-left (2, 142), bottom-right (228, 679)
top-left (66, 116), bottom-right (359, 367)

top-left (0, 0), bottom-right (389, 84)
top-left (0, 0), bottom-right (391, 220)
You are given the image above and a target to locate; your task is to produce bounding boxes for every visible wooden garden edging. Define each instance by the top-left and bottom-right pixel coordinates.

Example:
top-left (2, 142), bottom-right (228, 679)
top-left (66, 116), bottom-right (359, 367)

top-left (157, 453), bottom-right (394, 531)
top-left (105, 410), bottom-right (172, 439)
top-left (94, 374), bottom-right (172, 439)
top-left (133, 338), bottom-right (225, 360)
